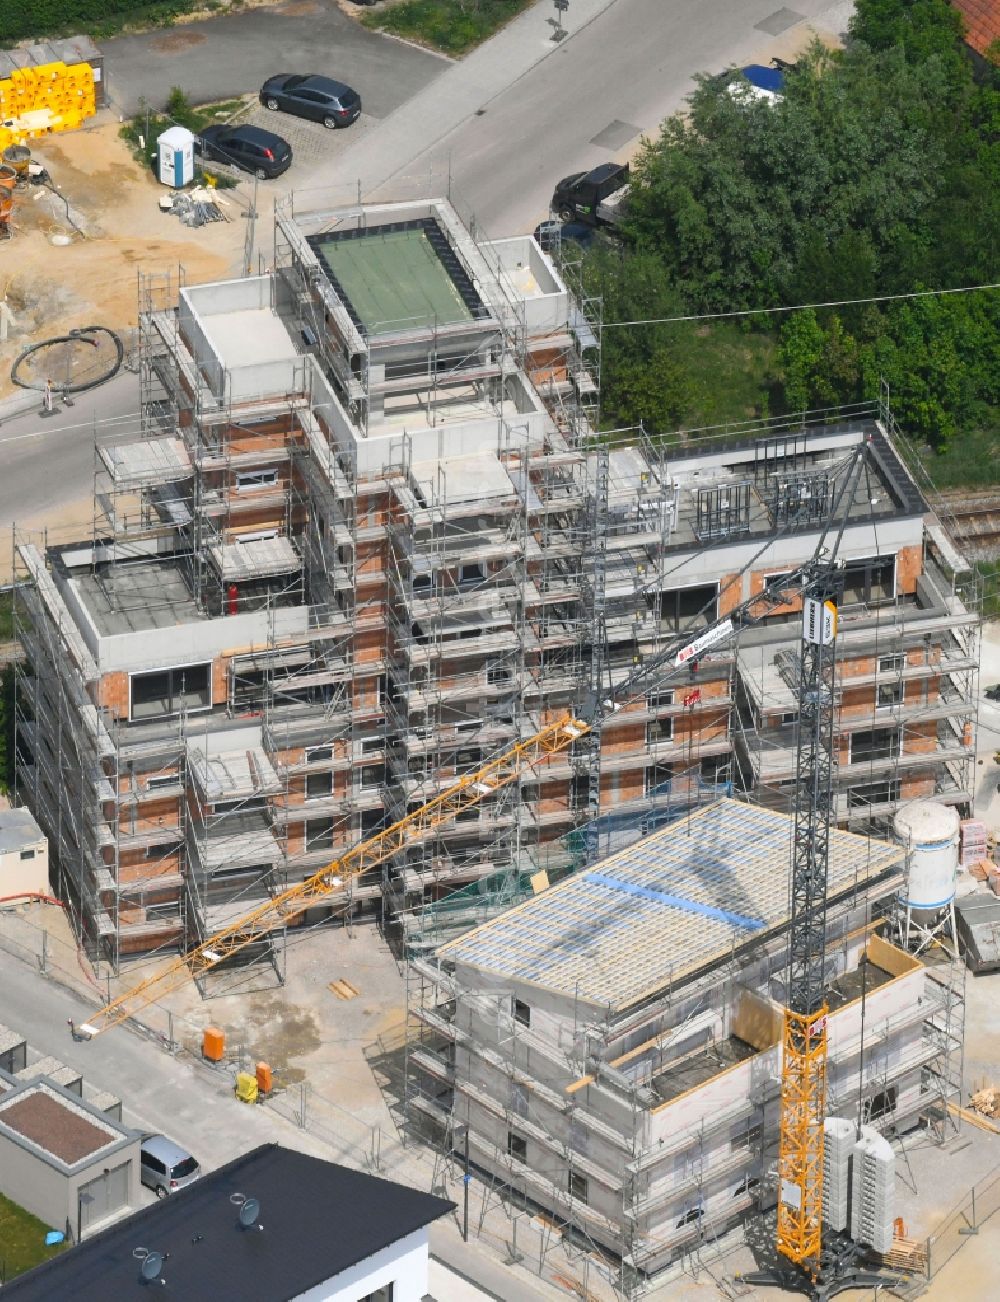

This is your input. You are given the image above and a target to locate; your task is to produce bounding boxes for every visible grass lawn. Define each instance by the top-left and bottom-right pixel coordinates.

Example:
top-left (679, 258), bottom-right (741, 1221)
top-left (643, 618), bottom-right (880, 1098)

top-left (677, 323), bottom-right (779, 430)
top-left (120, 94), bottom-right (247, 183)
top-left (362, 0), bottom-right (532, 57)
top-left (0, 1192), bottom-right (67, 1283)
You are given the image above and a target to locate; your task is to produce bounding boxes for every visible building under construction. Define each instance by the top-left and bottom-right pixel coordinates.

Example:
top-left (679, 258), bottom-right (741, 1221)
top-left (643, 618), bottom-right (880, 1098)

top-left (11, 186), bottom-right (980, 970)
top-left (404, 799), bottom-right (965, 1290)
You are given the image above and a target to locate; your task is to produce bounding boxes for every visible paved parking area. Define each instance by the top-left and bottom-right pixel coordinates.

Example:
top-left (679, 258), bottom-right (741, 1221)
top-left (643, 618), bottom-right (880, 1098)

top-left (237, 101), bottom-right (377, 175)
top-left (103, 0), bottom-right (447, 116)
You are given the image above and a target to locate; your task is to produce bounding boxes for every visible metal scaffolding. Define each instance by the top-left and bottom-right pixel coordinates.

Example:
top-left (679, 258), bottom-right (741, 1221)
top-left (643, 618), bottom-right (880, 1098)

top-left (10, 192), bottom-right (981, 1007)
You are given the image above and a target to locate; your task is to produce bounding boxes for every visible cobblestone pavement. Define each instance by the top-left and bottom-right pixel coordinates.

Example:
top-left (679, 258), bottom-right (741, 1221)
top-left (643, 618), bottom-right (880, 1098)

top-left (236, 101), bottom-right (378, 178)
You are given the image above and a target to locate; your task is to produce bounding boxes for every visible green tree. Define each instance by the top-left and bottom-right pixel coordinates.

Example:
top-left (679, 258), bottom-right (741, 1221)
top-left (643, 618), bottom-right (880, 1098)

top-left (585, 9), bottom-right (999, 461)
top-left (610, 346), bottom-right (699, 432)
top-left (849, 0), bottom-right (967, 67)
top-left (624, 41), bottom-right (969, 312)
top-left (779, 309), bottom-right (827, 412)
top-left (858, 293), bottom-right (1000, 447)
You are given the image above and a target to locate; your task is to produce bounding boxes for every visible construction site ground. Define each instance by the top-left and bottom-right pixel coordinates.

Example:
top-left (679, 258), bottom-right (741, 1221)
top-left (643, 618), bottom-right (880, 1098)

top-left (0, 113), bottom-right (242, 404)
top-left (2, 867), bottom-right (1000, 1300)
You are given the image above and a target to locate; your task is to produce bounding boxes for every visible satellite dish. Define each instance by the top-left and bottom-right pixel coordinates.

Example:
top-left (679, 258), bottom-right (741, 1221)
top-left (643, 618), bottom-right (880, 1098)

top-left (238, 1197), bottom-right (260, 1228)
top-left (132, 1248), bottom-right (164, 1282)
top-left (141, 1252), bottom-right (164, 1281)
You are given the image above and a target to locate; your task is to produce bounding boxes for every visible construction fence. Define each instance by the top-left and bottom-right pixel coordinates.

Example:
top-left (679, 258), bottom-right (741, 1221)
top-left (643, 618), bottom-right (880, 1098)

top-left (923, 1159), bottom-right (1000, 1283)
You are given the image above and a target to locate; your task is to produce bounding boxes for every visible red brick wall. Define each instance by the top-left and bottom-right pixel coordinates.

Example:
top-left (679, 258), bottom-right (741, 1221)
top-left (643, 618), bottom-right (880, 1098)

top-left (897, 544), bottom-right (922, 595)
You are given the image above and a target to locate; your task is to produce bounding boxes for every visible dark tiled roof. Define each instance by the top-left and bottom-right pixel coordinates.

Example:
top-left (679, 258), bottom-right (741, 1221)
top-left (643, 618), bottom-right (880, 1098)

top-left (5, 1144), bottom-right (454, 1301)
top-left (952, 0), bottom-right (1000, 56)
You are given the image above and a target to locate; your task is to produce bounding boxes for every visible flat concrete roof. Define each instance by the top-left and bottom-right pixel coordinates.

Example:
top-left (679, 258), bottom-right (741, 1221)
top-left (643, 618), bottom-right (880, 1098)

top-left (0, 808), bottom-right (43, 854)
top-left (652, 1034), bottom-right (756, 1104)
top-left (588, 425), bottom-right (925, 562)
top-left (825, 958), bottom-right (894, 1012)
top-left (73, 560), bottom-right (201, 635)
top-left (0, 1085), bottom-right (121, 1165)
top-left (207, 307), bottom-right (300, 372)
top-left (15, 1057), bottom-right (81, 1091)
top-left (0, 1023), bottom-right (27, 1055)
top-left (438, 798), bottom-right (905, 1012)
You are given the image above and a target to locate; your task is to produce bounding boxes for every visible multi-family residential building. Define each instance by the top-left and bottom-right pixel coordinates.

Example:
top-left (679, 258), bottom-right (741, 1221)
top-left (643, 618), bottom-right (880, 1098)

top-left (405, 800), bottom-right (964, 1282)
top-left (11, 189), bottom-right (978, 968)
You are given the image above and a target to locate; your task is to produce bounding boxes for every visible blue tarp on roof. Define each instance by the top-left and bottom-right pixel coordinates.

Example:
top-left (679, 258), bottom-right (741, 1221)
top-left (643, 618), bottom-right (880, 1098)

top-left (741, 64), bottom-right (785, 92)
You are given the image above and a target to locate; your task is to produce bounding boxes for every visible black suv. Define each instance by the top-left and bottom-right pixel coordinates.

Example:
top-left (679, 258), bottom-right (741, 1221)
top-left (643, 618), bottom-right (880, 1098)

top-left (197, 124), bottom-right (292, 179)
top-left (259, 74), bottom-right (362, 128)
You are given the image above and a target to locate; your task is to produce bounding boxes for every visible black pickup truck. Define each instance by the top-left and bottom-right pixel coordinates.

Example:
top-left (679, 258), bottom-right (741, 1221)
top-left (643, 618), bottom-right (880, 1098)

top-left (550, 161), bottom-right (628, 229)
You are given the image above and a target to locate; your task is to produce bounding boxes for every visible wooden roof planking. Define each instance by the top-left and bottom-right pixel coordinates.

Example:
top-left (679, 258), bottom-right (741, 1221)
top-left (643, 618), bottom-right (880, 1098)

top-left (437, 798), bottom-right (904, 1013)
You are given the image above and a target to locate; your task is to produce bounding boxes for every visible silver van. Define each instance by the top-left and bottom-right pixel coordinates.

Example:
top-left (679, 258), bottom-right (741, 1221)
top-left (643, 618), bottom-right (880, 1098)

top-left (139, 1133), bottom-right (201, 1197)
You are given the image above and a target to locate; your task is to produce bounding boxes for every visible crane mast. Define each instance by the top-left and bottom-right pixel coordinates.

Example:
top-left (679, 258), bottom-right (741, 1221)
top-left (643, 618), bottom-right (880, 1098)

top-left (776, 575), bottom-right (839, 1269)
top-left (773, 437), bottom-right (870, 1285)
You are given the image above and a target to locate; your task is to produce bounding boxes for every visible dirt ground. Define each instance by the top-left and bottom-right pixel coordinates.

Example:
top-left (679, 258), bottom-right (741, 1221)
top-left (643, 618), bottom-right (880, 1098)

top-left (1, 113), bottom-right (245, 399)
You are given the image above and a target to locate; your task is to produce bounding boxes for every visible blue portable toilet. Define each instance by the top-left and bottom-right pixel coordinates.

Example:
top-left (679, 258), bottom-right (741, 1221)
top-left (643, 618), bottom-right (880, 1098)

top-left (157, 126), bottom-right (195, 187)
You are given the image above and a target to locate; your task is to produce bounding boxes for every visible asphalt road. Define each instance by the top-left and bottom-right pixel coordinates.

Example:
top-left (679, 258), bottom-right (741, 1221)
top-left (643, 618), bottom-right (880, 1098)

top-left (0, 373), bottom-right (141, 565)
top-left (102, 0), bottom-right (447, 117)
top-left (341, 0), bottom-right (855, 235)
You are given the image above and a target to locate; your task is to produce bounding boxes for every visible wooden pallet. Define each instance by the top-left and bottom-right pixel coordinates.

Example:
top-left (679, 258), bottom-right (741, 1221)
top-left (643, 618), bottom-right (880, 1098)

top-left (881, 1236), bottom-right (928, 1273)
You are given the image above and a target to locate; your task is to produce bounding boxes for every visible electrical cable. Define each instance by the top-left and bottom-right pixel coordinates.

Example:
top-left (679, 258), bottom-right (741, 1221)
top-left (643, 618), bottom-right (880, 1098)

top-left (10, 325), bottom-right (124, 394)
top-left (600, 280), bottom-right (1000, 330)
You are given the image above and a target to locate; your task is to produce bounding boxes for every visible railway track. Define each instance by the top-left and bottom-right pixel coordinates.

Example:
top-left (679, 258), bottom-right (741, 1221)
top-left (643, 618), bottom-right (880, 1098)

top-left (939, 490), bottom-right (1000, 559)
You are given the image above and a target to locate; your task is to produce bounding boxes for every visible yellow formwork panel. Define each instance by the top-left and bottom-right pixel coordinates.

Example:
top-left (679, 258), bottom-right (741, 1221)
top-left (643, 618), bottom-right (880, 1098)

top-left (0, 61), bottom-right (97, 145)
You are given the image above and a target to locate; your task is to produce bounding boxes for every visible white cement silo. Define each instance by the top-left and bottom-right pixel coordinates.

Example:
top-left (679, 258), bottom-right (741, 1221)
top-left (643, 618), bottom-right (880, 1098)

top-left (893, 800), bottom-right (960, 957)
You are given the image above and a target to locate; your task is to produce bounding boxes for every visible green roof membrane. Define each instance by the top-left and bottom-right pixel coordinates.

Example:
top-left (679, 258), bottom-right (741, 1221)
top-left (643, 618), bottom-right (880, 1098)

top-left (315, 228), bottom-right (474, 335)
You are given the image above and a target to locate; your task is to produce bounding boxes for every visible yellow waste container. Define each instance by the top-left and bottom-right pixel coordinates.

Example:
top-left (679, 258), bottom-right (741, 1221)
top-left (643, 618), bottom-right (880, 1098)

top-left (235, 1072), bottom-right (259, 1104)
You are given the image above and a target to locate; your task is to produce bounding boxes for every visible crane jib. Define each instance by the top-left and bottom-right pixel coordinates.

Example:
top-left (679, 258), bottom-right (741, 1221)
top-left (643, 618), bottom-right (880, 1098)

top-left (673, 618), bottom-right (734, 667)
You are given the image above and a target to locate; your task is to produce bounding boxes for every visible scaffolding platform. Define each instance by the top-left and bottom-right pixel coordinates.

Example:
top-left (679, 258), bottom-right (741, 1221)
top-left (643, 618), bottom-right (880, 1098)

top-left (187, 745), bottom-right (282, 803)
top-left (98, 437), bottom-right (193, 489)
top-left (207, 536), bottom-right (300, 583)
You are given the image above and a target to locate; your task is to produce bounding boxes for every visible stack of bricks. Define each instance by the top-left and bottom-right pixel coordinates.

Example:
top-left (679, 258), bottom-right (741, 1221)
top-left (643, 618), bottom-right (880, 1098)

top-left (960, 818), bottom-right (989, 867)
top-left (0, 61), bottom-right (97, 153)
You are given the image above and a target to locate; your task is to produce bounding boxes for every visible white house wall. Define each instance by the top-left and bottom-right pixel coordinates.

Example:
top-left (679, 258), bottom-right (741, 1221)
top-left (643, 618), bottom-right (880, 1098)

top-left (291, 1227), bottom-right (430, 1302)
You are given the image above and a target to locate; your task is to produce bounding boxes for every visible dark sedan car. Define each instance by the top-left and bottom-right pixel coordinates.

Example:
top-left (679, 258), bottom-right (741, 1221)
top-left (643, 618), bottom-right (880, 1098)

top-left (259, 74), bottom-right (361, 129)
top-left (196, 124), bottom-right (292, 179)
